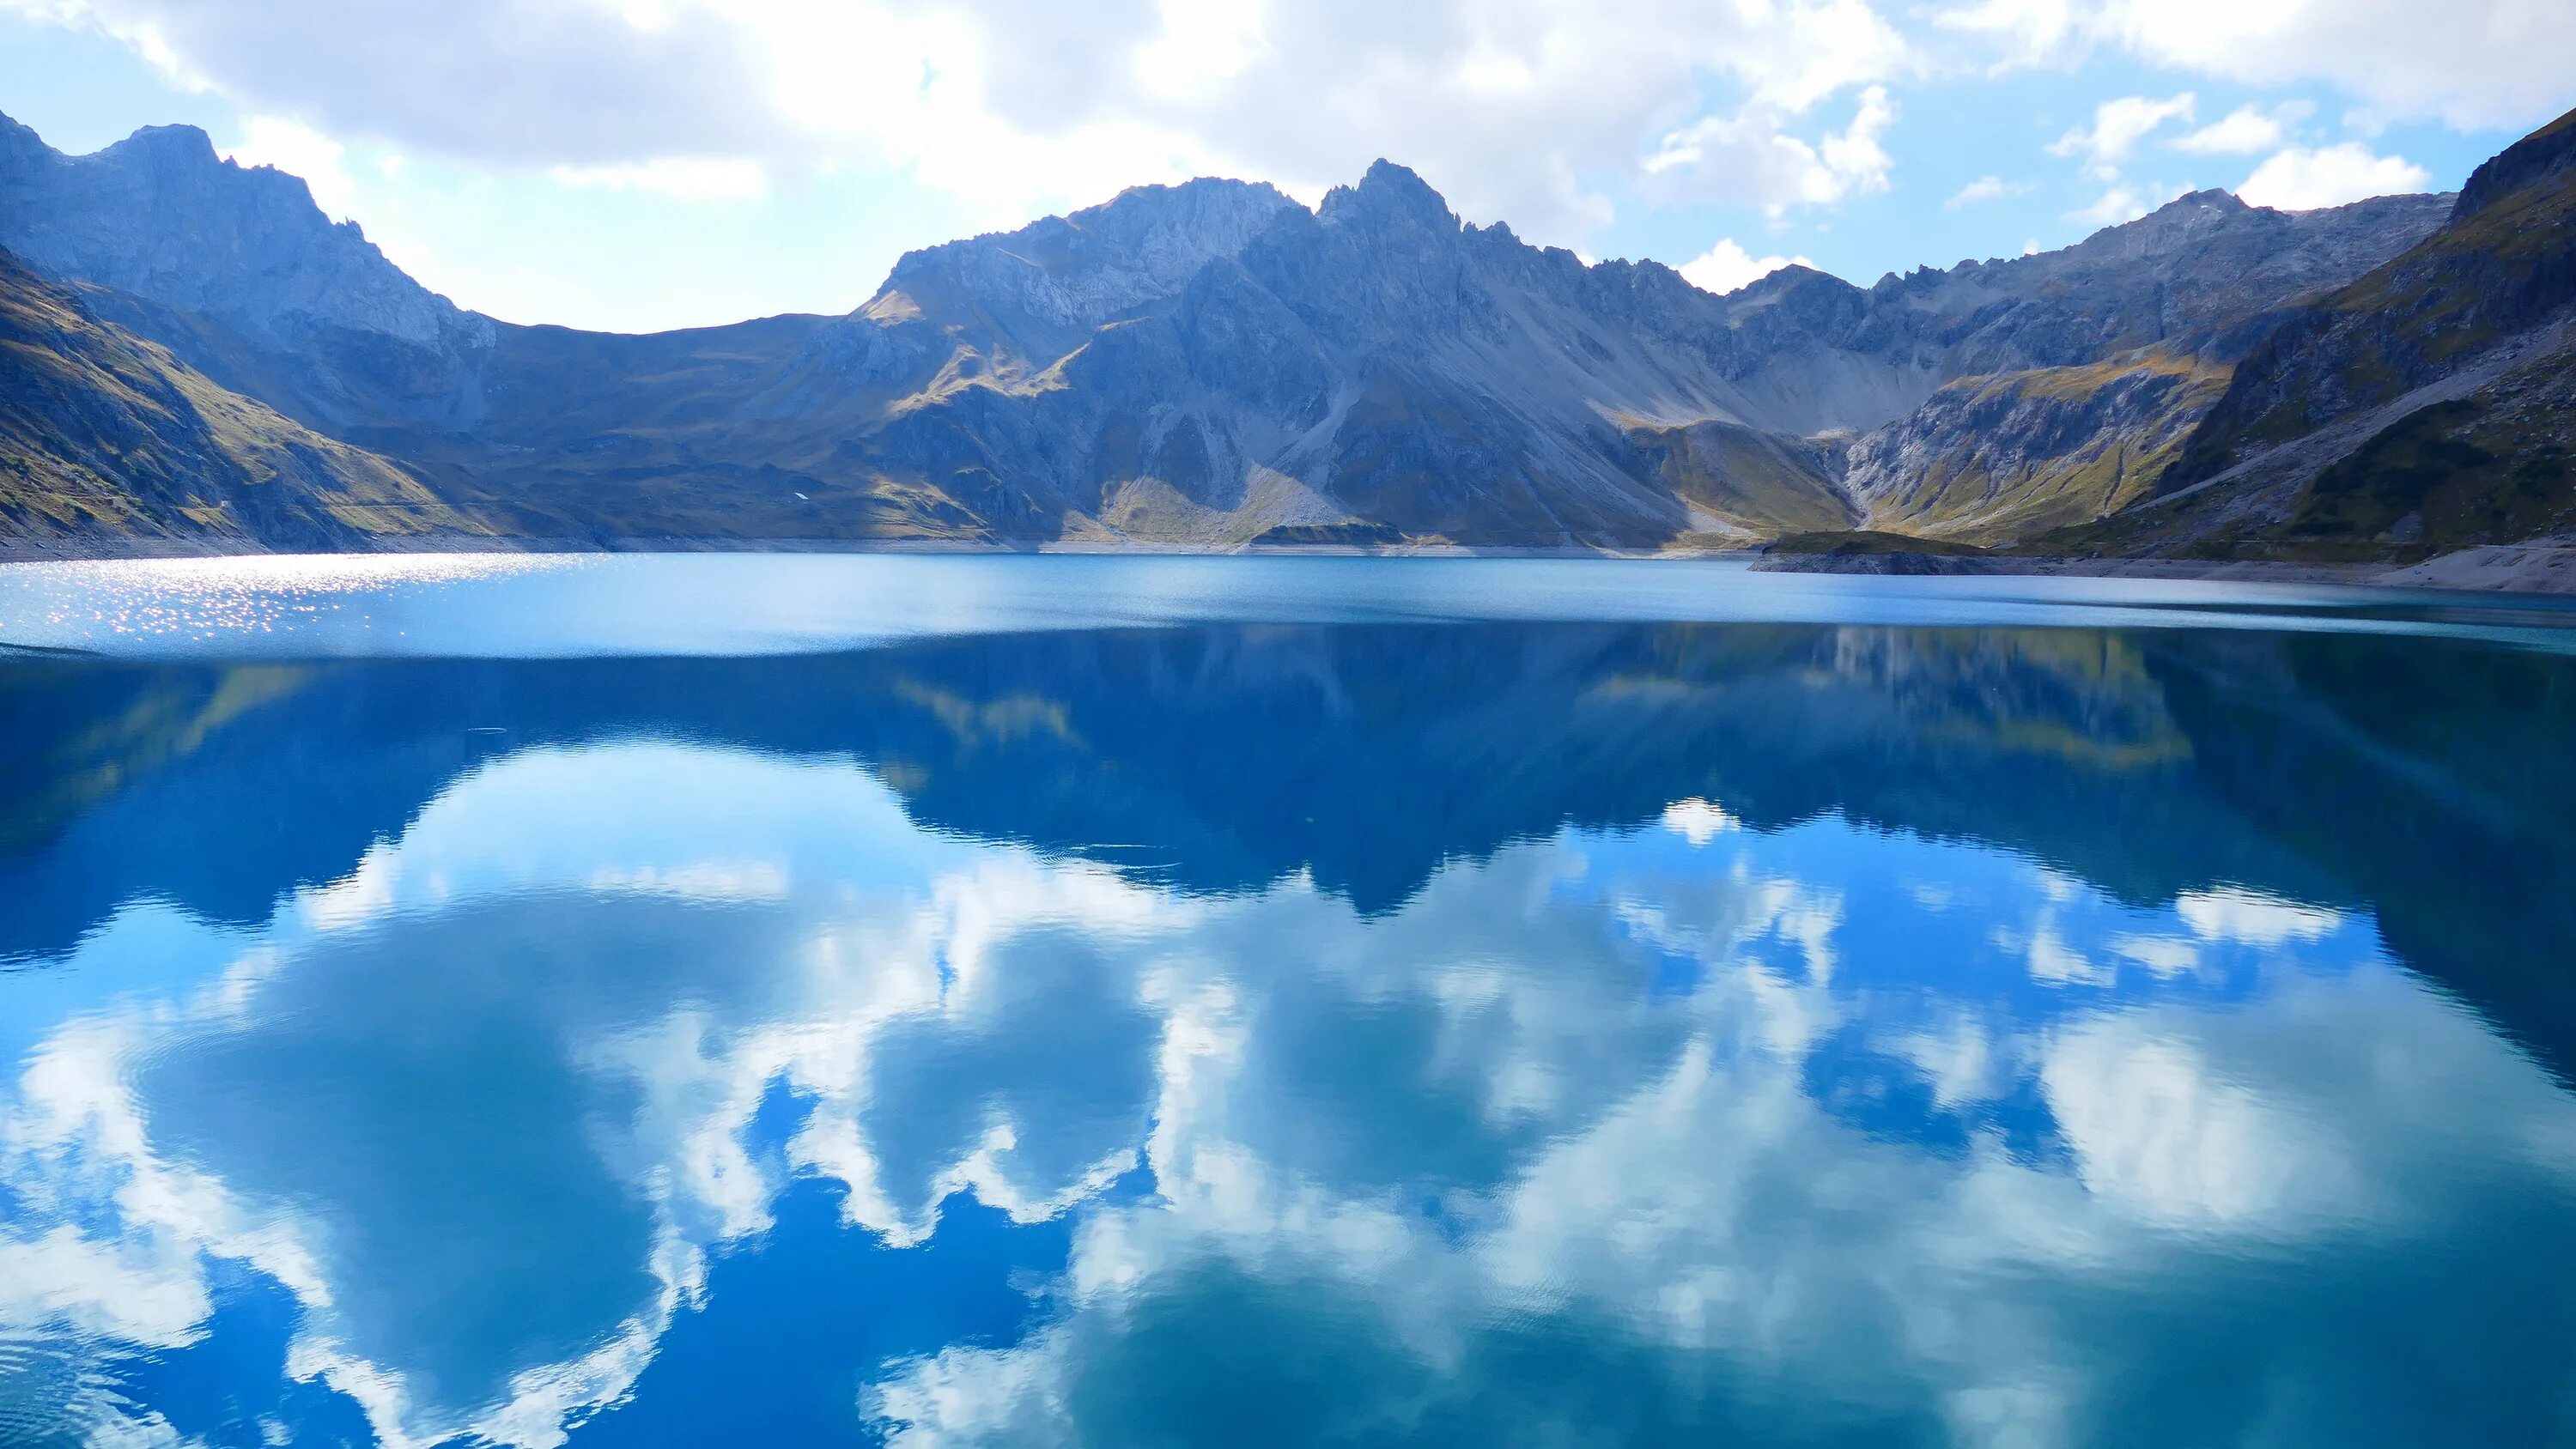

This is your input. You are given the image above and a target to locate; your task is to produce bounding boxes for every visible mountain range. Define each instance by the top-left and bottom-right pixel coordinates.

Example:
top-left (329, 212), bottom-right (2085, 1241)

top-left (2, 106), bottom-right (2571, 565)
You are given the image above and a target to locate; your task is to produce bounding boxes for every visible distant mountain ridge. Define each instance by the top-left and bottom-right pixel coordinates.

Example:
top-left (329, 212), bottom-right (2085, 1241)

top-left (3, 104), bottom-right (2567, 562)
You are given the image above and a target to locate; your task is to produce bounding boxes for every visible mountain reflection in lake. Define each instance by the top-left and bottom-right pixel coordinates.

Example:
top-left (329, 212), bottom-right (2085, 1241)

top-left (3, 615), bottom-right (2574, 1446)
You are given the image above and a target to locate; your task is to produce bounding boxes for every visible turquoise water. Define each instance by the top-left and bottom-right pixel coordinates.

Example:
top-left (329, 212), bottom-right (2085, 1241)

top-left (2, 555), bottom-right (2573, 1446)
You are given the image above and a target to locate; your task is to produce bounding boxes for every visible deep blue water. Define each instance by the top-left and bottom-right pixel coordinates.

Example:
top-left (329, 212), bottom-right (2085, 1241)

top-left (1, 555), bottom-right (2573, 1447)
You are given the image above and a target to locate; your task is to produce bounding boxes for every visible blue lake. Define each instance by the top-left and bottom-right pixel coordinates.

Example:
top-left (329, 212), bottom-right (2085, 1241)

top-left (2, 555), bottom-right (2573, 1446)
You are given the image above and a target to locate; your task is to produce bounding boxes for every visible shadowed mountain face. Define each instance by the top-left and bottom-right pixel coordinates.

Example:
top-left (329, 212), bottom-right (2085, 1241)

top-left (6, 620), bottom-right (2572, 1082)
top-left (0, 108), bottom-right (2471, 551)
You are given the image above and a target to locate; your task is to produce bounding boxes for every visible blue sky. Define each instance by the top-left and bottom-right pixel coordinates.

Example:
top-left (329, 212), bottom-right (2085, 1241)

top-left (2, 0), bottom-right (2566, 333)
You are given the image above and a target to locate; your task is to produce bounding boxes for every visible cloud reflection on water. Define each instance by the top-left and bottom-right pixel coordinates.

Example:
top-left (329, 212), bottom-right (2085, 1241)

top-left (3, 732), bottom-right (2572, 1446)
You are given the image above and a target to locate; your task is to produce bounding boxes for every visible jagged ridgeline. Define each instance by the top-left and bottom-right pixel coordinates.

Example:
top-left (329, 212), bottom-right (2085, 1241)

top-left (2, 105), bottom-right (2570, 555)
top-left (2044, 108), bottom-right (2576, 561)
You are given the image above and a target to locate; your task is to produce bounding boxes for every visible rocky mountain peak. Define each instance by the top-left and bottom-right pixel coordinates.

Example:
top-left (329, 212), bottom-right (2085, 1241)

top-left (1320, 160), bottom-right (1459, 235)
top-left (3, 103), bottom-right (2514, 560)
top-left (864, 174), bottom-right (1298, 343)
top-left (2081, 188), bottom-right (2256, 255)
top-left (1736, 264), bottom-right (1854, 312)
top-left (0, 111), bottom-right (477, 353)
top-left (0, 111), bottom-right (51, 168)
top-left (100, 122), bottom-right (221, 167)
top-left (2159, 188), bottom-right (2249, 215)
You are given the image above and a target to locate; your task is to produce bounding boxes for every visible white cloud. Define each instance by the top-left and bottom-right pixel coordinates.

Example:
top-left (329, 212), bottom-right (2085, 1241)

top-left (2170, 100), bottom-right (2311, 156)
top-left (27, 0), bottom-right (780, 163)
top-left (1661, 797), bottom-right (1744, 842)
top-left (2108, 933), bottom-right (2202, 978)
top-left (1129, 0), bottom-right (1267, 103)
top-left (1932, 0), bottom-right (2082, 69)
top-left (1676, 239), bottom-right (1812, 295)
top-left (2236, 142), bottom-right (2433, 210)
top-left (2040, 1021), bottom-right (2336, 1226)
top-left (2048, 93), bottom-right (2195, 180)
top-left (2066, 184), bottom-right (2146, 227)
top-left (1936, 0), bottom-right (2576, 134)
top-left (1646, 85), bottom-right (1897, 217)
top-left (2173, 887), bottom-right (2342, 944)
top-left (8, 0), bottom-right (1921, 252)
top-left (1945, 173), bottom-right (2035, 209)
top-left (550, 158), bottom-right (771, 203)
top-left (15, 731), bottom-right (2576, 1449)
top-left (2095, 0), bottom-right (2576, 133)
top-left (222, 114), bottom-right (355, 217)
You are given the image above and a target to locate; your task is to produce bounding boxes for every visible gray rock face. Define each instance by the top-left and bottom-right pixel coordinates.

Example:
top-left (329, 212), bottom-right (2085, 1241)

top-left (793, 161), bottom-right (1837, 543)
top-left (784, 167), bottom-right (2447, 543)
top-left (0, 106), bottom-right (2482, 550)
top-left (0, 114), bottom-right (500, 436)
top-left (1883, 190), bottom-right (2455, 372)
top-left (0, 114), bottom-right (484, 350)
top-left (876, 178), bottom-right (1299, 343)
top-left (1841, 356), bottom-right (2230, 542)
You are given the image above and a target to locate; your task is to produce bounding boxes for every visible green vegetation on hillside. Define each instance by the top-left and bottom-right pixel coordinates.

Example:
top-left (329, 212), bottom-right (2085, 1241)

top-left (2162, 105), bottom-right (2576, 500)
top-left (1767, 530), bottom-right (1988, 557)
top-left (1621, 417), bottom-right (1857, 538)
top-left (0, 250), bottom-right (477, 544)
top-left (1249, 521), bottom-right (1409, 546)
top-left (1860, 354), bottom-right (2232, 544)
top-left (2290, 397), bottom-right (2574, 547)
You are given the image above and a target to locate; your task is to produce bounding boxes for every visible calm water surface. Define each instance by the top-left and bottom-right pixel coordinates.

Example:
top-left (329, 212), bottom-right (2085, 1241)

top-left (2, 555), bottom-right (2573, 1446)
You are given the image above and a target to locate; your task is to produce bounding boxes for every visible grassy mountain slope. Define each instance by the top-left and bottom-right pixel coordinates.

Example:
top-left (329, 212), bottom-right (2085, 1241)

top-left (0, 106), bottom-right (2525, 558)
top-left (1620, 417), bottom-right (1858, 538)
top-left (2042, 106), bottom-right (2576, 561)
top-left (1846, 352), bottom-right (2233, 543)
top-left (0, 249), bottom-right (480, 547)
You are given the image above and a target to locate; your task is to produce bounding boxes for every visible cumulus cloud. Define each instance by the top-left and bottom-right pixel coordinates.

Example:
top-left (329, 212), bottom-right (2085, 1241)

top-left (2095, 0), bottom-right (2576, 133)
top-left (2065, 183), bottom-right (2147, 227)
top-left (868, 877), bottom-right (2576, 1446)
top-left (16, 0), bottom-right (781, 163)
top-left (2048, 92), bottom-right (2196, 180)
top-left (1937, 0), bottom-right (2576, 133)
top-left (6, 0), bottom-right (1921, 246)
top-left (550, 158), bottom-right (772, 203)
top-left (2170, 100), bottom-right (2312, 156)
top-left (221, 114), bottom-right (357, 217)
top-left (1676, 239), bottom-right (1813, 295)
top-left (1662, 797), bottom-right (1744, 842)
top-left (2173, 886), bottom-right (2342, 943)
top-left (2237, 142), bottom-right (2433, 210)
top-left (11, 730), bottom-right (2575, 1448)
top-left (1645, 84), bottom-right (1896, 218)
top-left (1929, 0), bottom-right (2085, 70)
top-left (1945, 173), bottom-right (2036, 209)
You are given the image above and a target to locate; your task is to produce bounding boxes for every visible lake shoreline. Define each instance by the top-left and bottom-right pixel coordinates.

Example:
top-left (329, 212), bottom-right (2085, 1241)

top-left (4, 531), bottom-right (2573, 596)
